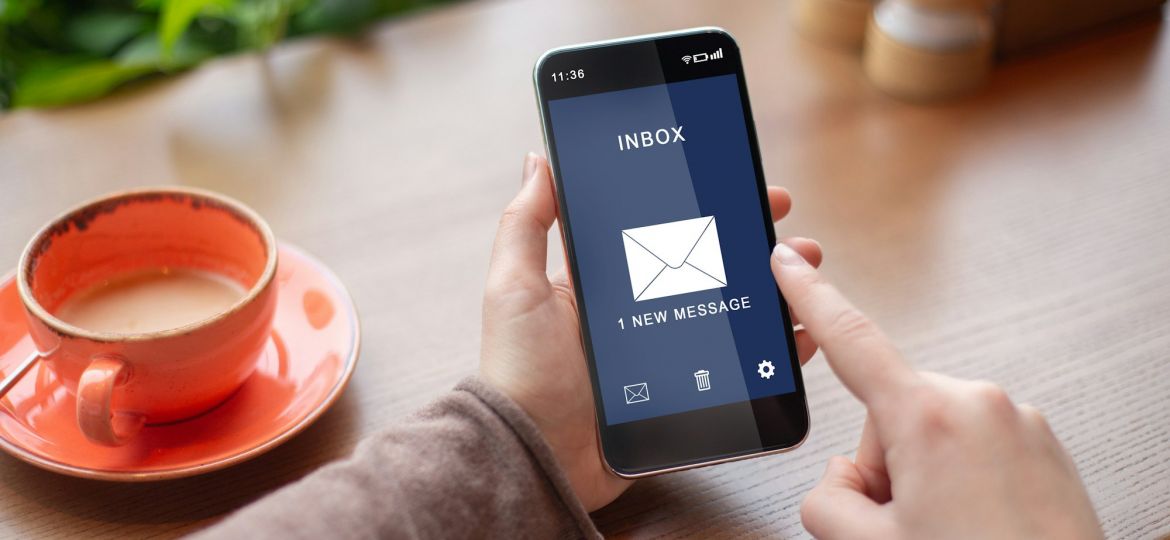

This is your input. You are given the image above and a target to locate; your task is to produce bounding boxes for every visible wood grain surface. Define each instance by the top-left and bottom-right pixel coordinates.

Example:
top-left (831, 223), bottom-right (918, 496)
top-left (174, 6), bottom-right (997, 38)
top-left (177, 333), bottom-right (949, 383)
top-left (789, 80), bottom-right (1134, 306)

top-left (1, 1), bottom-right (1168, 537)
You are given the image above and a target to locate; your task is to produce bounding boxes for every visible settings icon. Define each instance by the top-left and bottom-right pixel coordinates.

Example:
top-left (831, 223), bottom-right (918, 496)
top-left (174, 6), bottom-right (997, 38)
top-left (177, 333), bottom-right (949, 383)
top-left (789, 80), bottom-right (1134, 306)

top-left (757, 359), bottom-right (775, 380)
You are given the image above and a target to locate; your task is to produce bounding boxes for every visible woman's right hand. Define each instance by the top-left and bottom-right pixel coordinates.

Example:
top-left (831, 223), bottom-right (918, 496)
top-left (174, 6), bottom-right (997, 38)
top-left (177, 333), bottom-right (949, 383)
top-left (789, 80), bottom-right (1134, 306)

top-left (771, 241), bottom-right (1103, 539)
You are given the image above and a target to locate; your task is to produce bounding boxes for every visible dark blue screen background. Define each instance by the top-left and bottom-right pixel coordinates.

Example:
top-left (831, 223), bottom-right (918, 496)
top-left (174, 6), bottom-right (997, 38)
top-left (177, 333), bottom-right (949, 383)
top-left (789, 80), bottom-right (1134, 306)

top-left (548, 74), bottom-right (796, 426)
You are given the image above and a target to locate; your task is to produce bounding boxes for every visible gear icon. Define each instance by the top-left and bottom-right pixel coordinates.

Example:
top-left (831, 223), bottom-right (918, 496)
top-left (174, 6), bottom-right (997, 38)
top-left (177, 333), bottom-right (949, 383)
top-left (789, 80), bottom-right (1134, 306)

top-left (757, 359), bottom-right (775, 380)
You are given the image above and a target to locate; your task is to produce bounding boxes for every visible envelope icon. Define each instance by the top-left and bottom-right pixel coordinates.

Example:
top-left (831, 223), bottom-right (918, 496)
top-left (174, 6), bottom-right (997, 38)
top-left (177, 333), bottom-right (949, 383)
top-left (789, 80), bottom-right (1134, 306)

top-left (622, 216), bottom-right (727, 302)
top-left (623, 383), bottom-right (650, 404)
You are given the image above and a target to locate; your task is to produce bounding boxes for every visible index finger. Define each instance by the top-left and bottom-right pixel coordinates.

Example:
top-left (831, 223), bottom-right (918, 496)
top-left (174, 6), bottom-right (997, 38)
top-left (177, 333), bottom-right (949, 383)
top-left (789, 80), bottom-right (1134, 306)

top-left (771, 242), bottom-right (915, 408)
top-left (766, 186), bottom-right (792, 222)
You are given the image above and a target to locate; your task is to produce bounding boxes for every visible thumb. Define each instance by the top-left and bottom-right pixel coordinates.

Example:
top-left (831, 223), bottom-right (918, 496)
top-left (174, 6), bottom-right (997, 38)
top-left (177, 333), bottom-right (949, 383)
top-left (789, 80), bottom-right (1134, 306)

top-left (801, 456), bottom-right (895, 540)
top-left (487, 153), bottom-right (557, 288)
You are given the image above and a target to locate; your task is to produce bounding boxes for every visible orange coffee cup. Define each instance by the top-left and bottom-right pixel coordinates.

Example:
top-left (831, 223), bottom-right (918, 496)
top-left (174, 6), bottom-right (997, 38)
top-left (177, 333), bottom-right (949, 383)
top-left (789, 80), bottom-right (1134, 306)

top-left (16, 187), bottom-right (278, 446)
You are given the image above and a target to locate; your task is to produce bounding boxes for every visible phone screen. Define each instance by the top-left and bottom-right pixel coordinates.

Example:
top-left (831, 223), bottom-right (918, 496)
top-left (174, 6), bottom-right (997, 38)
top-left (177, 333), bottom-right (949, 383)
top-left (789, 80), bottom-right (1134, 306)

top-left (536, 29), bottom-right (807, 474)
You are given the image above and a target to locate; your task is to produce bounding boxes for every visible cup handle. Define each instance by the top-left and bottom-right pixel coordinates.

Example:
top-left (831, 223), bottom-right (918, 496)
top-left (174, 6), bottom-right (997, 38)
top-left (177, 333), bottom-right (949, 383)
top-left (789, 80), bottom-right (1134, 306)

top-left (77, 355), bottom-right (145, 446)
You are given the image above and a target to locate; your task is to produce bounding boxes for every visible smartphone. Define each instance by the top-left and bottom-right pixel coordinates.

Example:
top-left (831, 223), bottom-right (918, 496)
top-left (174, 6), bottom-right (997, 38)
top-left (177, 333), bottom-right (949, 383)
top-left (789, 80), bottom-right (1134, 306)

top-left (533, 28), bottom-right (810, 477)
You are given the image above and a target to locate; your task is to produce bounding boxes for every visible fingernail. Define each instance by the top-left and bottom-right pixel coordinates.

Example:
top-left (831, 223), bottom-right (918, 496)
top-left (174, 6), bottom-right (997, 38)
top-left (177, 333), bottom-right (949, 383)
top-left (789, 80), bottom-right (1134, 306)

top-left (773, 242), bottom-right (806, 266)
top-left (521, 152), bottom-right (538, 185)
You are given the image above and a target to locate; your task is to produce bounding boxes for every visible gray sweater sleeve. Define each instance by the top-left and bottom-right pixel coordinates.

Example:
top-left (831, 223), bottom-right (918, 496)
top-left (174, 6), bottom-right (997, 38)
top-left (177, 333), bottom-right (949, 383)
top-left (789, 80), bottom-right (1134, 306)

top-left (190, 377), bottom-right (602, 539)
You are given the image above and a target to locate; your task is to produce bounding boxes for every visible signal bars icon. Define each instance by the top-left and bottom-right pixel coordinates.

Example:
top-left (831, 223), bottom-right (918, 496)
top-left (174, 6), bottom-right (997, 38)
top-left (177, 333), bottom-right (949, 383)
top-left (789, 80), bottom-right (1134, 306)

top-left (681, 48), bottom-right (723, 65)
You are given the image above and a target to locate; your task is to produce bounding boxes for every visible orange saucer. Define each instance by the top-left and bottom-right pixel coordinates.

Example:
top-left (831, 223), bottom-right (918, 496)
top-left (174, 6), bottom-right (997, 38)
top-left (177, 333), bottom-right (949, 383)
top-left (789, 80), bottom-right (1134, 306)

top-left (0, 243), bottom-right (359, 481)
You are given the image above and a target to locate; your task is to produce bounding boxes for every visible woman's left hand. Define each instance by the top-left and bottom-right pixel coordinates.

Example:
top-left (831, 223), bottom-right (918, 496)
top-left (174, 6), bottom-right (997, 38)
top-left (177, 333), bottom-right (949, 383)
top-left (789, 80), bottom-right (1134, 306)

top-left (480, 152), bottom-right (825, 511)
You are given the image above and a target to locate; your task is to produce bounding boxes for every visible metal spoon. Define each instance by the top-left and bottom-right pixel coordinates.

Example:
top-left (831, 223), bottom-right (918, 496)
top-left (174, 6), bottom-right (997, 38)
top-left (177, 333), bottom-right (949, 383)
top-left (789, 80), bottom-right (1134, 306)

top-left (0, 353), bottom-right (39, 399)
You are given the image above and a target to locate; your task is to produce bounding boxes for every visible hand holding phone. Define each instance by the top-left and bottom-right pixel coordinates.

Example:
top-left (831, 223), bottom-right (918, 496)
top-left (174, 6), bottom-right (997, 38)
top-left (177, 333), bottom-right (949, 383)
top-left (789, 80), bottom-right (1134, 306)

top-left (485, 27), bottom-right (1100, 532)
top-left (479, 153), bottom-right (823, 509)
top-left (479, 153), bottom-right (1099, 531)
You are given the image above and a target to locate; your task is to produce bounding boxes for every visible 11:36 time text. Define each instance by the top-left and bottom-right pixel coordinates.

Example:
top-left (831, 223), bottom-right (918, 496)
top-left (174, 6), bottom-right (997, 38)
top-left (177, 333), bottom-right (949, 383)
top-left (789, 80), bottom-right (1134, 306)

top-left (551, 69), bottom-right (585, 82)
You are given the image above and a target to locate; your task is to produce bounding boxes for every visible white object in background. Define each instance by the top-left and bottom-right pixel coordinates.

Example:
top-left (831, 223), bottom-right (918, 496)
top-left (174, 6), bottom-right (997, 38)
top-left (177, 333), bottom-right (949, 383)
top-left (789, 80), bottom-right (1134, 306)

top-left (873, 0), bottom-right (993, 50)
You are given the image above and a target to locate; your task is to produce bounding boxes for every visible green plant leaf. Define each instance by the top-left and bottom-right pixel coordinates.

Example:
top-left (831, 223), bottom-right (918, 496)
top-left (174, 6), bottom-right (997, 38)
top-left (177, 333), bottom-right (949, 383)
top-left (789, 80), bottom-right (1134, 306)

top-left (13, 59), bottom-right (155, 108)
top-left (292, 0), bottom-right (374, 35)
top-left (3, 0), bottom-right (461, 109)
top-left (66, 12), bottom-right (150, 56)
top-left (160, 0), bottom-right (232, 58)
top-left (230, 0), bottom-right (300, 50)
top-left (118, 31), bottom-right (213, 70)
top-left (0, 0), bottom-right (41, 24)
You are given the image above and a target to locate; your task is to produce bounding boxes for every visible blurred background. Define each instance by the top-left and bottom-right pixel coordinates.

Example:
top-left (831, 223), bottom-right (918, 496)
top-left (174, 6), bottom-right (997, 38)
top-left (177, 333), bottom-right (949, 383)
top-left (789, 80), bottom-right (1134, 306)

top-left (0, 0), bottom-right (1168, 538)
top-left (0, 0), bottom-right (462, 108)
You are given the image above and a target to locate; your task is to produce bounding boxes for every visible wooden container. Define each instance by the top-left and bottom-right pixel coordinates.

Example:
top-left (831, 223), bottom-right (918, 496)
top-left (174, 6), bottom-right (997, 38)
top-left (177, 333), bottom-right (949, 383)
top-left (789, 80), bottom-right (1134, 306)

top-left (794, 0), bottom-right (875, 48)
top-left (863, 0), bottom-right (994, 101)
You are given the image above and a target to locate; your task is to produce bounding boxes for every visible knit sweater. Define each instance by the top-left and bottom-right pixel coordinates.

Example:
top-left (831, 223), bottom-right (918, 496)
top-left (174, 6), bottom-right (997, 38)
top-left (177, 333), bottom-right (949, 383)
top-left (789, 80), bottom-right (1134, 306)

top-left (190, 377), bottom-right (602, 539)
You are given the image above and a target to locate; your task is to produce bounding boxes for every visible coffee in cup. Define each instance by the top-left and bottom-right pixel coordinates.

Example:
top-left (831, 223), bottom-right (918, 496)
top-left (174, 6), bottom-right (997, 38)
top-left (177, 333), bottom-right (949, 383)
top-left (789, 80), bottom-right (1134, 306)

top-left (56, 268), bottom-right (246, 334)
top-left (17, 187), bottom-right (278, 446)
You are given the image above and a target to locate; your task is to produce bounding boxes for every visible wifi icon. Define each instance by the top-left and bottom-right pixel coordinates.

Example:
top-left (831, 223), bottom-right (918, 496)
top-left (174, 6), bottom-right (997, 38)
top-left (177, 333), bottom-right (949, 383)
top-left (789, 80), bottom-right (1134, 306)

top-left (681, 55), bottom-right (691, 64)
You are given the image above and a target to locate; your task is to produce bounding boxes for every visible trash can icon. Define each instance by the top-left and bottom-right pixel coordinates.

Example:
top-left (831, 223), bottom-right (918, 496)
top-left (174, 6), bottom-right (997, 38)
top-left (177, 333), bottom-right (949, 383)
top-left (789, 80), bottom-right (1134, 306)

top-left (693, 370), bottom-right (711, 392)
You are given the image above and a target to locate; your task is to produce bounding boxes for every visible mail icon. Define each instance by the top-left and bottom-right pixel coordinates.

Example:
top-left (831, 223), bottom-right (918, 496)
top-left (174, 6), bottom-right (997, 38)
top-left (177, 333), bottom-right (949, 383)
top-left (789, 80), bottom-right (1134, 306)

top-left (622, 216), bottom-right (727, 302)
top-left (623, 382), bottom-right (650, 404)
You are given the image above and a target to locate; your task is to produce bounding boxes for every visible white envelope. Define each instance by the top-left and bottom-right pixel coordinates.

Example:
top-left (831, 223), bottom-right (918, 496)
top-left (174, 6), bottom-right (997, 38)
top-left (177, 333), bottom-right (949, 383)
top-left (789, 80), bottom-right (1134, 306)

top-left (623, 382), bottom-right (650, 404)
top-left (621, 216), bottom-right (727, 302)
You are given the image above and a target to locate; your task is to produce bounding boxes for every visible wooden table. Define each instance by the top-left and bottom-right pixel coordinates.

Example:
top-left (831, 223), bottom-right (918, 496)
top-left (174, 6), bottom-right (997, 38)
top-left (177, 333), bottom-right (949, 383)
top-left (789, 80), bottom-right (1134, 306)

top-left (1, 1), bottom-right (1168, 537)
